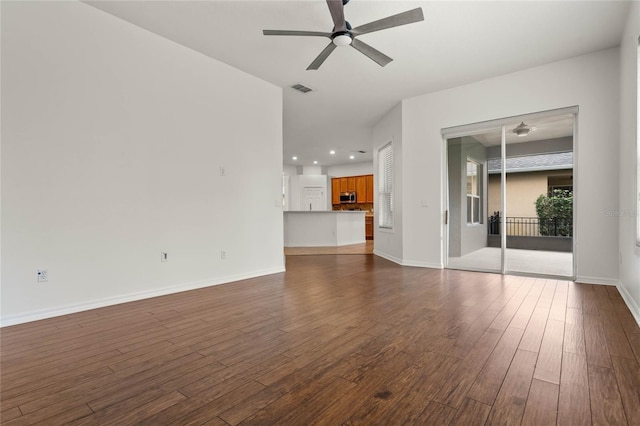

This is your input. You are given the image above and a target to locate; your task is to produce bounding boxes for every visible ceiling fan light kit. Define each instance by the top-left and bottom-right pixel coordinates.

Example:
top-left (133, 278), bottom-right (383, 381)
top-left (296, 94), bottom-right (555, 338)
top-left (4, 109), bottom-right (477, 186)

top-left (332, 33), bottom-right (352, 46)
top-left (263, 0), bottom-right (424, 70)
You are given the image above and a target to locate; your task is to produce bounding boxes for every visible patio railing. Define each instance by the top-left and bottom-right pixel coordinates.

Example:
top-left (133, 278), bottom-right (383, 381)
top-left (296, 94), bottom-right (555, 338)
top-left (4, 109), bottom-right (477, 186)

top-left (488, 214), bottom-right (573, 237)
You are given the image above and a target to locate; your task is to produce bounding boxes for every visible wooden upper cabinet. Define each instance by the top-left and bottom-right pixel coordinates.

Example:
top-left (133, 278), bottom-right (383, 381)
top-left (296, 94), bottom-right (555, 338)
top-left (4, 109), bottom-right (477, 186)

top-left (346, 177), bottom-right (356, 192)
top-left (356, 176), bottom-right (367, 203)
top-left (366, 174), bottom-right (374, 203)
top-left (333, 174), bottom-right (374, 204)
top-left (331, 178), bottom-right (341, 205)
top-left (339, 178), bottom-right (348, 193)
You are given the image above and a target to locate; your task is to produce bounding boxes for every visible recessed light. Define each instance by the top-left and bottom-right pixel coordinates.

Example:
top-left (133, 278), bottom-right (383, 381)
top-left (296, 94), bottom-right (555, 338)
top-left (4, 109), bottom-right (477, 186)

top-left (329, 150), bottom-right (335, 155)
top-left (292, 156), bottom-right (298, 160)
top-left (349, 155), bottom-right (355, 160)
top-left (313, 161), bottom-right (318, 164)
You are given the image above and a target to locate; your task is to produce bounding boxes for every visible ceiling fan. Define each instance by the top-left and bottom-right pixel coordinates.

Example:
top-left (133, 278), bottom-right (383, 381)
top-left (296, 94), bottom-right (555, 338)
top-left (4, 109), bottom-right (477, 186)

top-left (263, 0), bottom-right (424, 70)
top-left (513, 122), bottom-right (537, 137)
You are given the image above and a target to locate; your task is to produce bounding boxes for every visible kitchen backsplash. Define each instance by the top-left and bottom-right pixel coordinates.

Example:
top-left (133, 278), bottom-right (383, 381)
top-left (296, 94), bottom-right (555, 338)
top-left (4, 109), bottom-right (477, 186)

top-left (333, 203), bottom-right (373, 212)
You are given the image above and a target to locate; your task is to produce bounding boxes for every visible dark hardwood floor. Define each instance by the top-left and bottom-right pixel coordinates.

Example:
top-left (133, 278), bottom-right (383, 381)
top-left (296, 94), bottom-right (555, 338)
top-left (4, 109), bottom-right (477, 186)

top-left (1, 255), bottom-right (639, 425)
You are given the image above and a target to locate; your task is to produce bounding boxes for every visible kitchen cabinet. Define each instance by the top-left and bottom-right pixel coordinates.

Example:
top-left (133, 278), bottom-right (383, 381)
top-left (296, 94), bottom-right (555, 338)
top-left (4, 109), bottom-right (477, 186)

top-left (331, 178), bottom-right (341, 205)
top-left (339, 178), bottom-right (348, 193)
top-left (356, 176), bottom-right (367, 203)
top-left (331, 174), bottom-right (374, 205)
top-left (366, 174), bottom-right (374, 203)
top-left (346, 177), bottom-right (356, 192)
top-left (365, 216), bottom-right (374, 240)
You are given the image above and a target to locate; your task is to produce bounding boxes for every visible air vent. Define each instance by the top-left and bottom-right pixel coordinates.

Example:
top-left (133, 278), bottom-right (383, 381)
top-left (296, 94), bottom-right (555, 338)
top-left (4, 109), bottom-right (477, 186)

top-left (357, 150), bottom-right (366, 154)
top-left (291, 83), bottom-right (313, 93)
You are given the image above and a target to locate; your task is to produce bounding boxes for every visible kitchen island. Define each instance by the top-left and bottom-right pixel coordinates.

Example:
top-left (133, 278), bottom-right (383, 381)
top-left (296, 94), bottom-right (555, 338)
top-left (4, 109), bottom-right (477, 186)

top-left (284, 211), bottom-right (366, 247)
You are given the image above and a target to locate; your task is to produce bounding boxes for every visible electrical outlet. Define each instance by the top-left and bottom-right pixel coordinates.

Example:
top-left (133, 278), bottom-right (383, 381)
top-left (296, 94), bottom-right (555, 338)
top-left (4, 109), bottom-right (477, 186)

top-left (161, 252), bottom-right (168, 262)
top-left (220, 250), bottom-right (226, 260)
top-left (37, 269), bottom-right (48, 282)
top-left (219, 166), bottom-right (226, 176)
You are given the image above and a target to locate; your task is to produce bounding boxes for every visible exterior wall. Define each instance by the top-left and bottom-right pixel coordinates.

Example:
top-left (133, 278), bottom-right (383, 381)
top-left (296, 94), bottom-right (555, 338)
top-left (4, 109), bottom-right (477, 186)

top-left (486, 136), bottom-right (573, 158)
top-left (448, 137), bottom-right (488, 257)
top-left (487, 170), bottom-right (573, 217)
top-left (1, 2), bottom-right (284, 325)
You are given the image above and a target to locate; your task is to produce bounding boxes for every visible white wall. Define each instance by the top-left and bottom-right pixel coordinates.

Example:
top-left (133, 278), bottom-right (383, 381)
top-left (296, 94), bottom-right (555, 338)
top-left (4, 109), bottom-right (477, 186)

top-left (327, 162), bottom-right (373, 177)
top-left (301, 165), bottom-right (326, 175)
top-left (283, 165), bottom-right (298, 176)
top-left (287, 175), bottom-right (331, 211)
top-left (618, 1), bottom-right (640, 324)
top-left (373, 103), bottom-right (404, 263)
top-left (283, 165), bottom-right (332, 211)
top-left (395, 48), bottom-right (621, 279)
top-left (1, 2), bottom-right (284, 325)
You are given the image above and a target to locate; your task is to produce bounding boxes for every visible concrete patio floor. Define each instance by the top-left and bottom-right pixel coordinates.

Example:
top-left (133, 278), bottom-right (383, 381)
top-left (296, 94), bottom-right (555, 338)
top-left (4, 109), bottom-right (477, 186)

top-left (447, 247), bottom-right (573, 278)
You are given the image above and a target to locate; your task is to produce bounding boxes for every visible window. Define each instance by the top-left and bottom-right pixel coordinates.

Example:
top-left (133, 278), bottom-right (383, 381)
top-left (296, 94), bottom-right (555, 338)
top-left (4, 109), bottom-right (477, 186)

top-left (548, 175), bottom-right (573, 196)
top-left (466, 159), bottom-right (482, 224)
top-left (378, 142), bottom-right (393, 229)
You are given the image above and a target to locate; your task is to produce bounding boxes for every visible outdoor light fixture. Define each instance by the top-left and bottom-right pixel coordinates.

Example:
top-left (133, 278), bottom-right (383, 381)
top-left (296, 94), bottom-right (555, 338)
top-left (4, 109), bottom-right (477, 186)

top-left (513, 122), bottom-right (532, 137)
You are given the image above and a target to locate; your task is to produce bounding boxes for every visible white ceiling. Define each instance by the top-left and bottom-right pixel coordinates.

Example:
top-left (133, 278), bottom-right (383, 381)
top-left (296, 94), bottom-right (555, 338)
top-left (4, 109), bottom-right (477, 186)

top-left (85, 0), bottom-right (630, 166)
top-left (471, 114), bottom-right (575, 146)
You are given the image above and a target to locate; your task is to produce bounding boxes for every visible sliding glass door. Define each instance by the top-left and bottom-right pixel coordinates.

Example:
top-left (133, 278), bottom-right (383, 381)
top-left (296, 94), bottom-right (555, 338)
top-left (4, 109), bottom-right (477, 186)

top-left (446, 128), bottom-right (503, 273)
top-left (445, 110), bottom-right (575, 279)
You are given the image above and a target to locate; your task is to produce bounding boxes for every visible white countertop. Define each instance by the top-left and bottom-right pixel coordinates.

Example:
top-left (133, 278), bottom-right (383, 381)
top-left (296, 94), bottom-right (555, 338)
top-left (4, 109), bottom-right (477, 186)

top-left (283, 210), bottom-right (366, 247)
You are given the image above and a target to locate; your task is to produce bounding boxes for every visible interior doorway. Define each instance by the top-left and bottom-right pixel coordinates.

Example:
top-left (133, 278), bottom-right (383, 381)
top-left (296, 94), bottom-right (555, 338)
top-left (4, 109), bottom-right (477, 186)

top-left (444, 109), bottom-right (576, 279)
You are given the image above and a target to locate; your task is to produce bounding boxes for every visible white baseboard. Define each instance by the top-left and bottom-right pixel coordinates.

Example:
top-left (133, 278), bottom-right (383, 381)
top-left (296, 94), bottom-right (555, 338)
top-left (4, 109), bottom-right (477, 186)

top-left (1, 266), bottom-right (286, 327)
top-left (373, 250), bottom-right (403, 265)
top-left (617, 281), bottom-right (640, 328)
top-left (373, 251), bottom-right (442, 269)
top-left (575, 276), bottom-right (620, 286)
top-left (401, 260), bottom-right (443, 269)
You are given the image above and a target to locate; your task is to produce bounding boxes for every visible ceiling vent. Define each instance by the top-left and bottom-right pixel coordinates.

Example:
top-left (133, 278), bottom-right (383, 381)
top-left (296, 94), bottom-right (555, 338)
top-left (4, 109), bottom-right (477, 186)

top-left (291, 83), bottom-right (313, 93)
top-left (357, 150), bottom-right (366, 154)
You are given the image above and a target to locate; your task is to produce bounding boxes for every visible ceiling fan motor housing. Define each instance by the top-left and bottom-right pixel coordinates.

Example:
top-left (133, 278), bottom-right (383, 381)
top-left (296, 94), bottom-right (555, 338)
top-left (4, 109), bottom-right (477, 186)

top-left (331, 31), bottom-right (352, 46)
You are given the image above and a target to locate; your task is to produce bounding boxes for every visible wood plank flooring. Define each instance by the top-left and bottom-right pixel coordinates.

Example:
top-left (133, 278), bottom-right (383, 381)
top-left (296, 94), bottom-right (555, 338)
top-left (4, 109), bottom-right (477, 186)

top-left (1, 255), bottom-right (639, 425)
top-left (284, 241), bottom-right (374, 255)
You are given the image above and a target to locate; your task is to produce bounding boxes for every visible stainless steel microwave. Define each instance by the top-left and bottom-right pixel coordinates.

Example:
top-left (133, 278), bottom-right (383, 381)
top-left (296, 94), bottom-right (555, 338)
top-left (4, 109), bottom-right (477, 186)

top-left (340, 192), bottom-right (357, 203)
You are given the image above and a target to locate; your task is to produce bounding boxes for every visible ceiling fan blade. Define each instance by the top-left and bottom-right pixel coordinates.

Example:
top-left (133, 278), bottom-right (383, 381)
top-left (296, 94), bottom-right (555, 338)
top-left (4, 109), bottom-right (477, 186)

top-left (326, 0), bottom-right (347, 32)
top-left (307, 42), bottom-right (337, 70)
top-left (351, 8), bottom-right (424, 36)
top-left (263, 30), bottom-right (332, 38)
top-left (351, 38), bottom-right (392, 67)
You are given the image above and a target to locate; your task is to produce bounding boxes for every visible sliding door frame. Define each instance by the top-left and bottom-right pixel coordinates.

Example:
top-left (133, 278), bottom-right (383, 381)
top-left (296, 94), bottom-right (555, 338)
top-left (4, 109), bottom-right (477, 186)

top-left (442, 106), bottom-right (578, 280)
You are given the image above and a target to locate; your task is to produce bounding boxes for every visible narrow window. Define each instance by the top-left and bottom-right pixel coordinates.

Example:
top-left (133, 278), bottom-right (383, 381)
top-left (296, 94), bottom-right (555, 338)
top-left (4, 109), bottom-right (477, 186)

top-left (378, 142), bottom-right (393, 229)
top-left (467, 159), bottom-right (482, 224)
